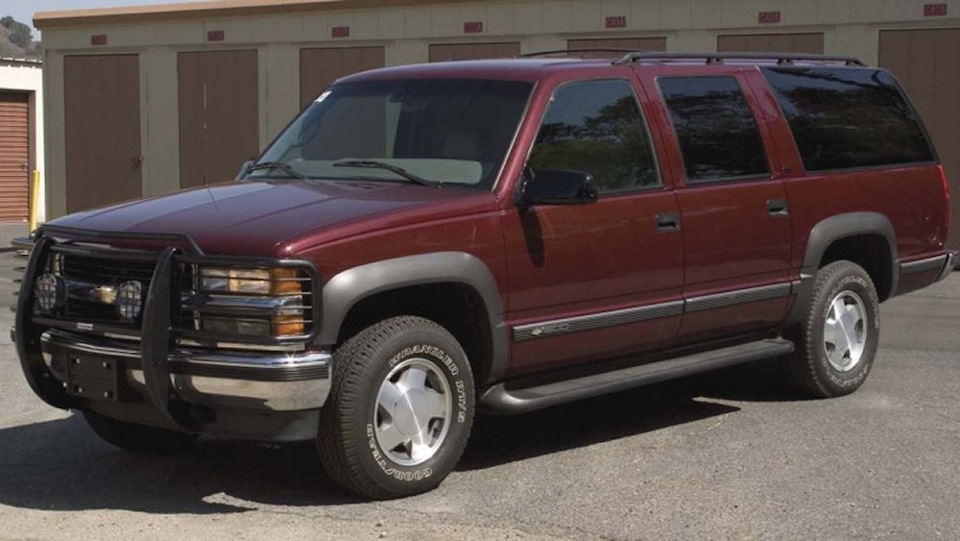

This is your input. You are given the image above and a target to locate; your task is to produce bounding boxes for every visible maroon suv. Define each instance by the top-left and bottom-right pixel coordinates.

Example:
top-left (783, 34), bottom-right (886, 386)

top-left (14, 52), bottom-right (954, 499)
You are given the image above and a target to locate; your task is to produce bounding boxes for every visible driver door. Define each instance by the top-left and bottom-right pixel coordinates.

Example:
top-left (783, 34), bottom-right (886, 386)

top-left (501, 74), bottom-right (685, 375)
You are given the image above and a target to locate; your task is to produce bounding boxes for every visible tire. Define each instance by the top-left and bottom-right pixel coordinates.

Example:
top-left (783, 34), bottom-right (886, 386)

top-left (82, 411), bottom-right (198, 454)
top-left (786, 260), bottom-right (881, 398)
top-left (317, 316), bottom-right (475, 500)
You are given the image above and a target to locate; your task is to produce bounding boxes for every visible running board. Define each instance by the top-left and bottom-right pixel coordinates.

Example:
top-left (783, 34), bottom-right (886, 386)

top-left (479, 339), bottom-right (795, 414)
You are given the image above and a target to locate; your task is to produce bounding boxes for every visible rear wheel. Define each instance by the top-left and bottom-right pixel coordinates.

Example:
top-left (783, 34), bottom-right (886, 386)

top-left (317, 316), bottom-right (475, 500)
top-left (82, 411), bottom-right (197, 454)
top-left (787, 260), bottom-right (881, 397)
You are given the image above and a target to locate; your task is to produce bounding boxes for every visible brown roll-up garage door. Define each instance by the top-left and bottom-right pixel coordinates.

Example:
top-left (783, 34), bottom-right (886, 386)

top-left (881, 28), bottom-right (960, 250)
top-left (567, 37), bottom-right (667, 57)
top-left (64, 55), bottom-right (142, 213)
top-left (717, 33), bottom-right (824, 54)
top-left (300, 47), bottom-right (385, 109)
top-left (178, 50), bottom-right (260, 189)
top-left (429, 42), bottom-right (521, 62)
top-left (0, 92), bottom-right (30, 222)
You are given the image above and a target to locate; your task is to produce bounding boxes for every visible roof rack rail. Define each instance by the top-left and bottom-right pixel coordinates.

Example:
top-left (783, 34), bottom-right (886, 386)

top-left (521, 48), bottom-right (658, 58)
top-left (613, 52), bottom-right (865, 67)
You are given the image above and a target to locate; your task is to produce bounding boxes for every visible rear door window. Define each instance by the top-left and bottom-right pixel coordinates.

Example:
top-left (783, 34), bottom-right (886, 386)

top-left (762, 67), bottom-right (935, 171)
top-left (527, 79), bottom-right (660, 194)
top-left (659, 76), bottom-right (769, 183)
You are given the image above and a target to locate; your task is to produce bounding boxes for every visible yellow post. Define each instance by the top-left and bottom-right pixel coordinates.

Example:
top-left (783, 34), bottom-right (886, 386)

top-left (29, 170), bottom-right (40, 233)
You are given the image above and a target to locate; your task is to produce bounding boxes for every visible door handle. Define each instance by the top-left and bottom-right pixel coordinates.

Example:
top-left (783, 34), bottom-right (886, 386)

top-left (656, 213), bottom-right (681, 232)
top-left (767, 199), bottom-right (789, 217)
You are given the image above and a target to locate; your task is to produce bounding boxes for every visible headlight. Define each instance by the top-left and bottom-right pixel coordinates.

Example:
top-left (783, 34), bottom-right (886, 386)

top-left (199, 267), bottom-right (302, 295)
top-left (185, 265), bottom-right (312, 339)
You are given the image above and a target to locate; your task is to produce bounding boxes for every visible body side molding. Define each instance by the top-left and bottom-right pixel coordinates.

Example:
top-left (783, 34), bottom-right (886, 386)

top-left (319, 252), bottom-right (508, 384)
top-left (785, 212), bottom-right (898, 327)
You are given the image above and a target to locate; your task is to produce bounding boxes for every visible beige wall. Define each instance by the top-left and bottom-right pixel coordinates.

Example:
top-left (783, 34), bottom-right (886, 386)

top-left (40, 0), bottom-right (960, 219)
top-left (1, 62), bottom-right (46, 223)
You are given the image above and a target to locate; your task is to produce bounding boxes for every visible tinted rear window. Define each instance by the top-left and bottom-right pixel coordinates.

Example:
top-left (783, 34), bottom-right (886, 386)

top-left (762, 67), bottom-right (934, 171)
top-left (659, 76), bottom-right (769, 182)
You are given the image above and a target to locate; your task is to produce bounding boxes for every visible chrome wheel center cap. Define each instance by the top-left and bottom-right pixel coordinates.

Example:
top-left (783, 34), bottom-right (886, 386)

top-left (393, 388), bottom-right (431, 437)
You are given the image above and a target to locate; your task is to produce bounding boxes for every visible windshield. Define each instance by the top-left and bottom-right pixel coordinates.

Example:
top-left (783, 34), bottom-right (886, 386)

top-left (250, 79), bottom-right (534, 190)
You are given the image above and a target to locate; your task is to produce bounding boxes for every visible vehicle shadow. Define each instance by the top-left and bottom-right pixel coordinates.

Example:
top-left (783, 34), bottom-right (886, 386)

top-left (0, 360), bottom-right (801, 514)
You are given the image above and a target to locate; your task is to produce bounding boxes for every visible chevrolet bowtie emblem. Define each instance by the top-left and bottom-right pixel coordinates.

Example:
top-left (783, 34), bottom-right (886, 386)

top-left (91, 286), bottom-right (118, 305)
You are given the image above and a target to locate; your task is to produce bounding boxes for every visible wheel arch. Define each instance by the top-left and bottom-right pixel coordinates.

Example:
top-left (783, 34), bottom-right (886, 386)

top-left (786, 212), bottom-right (899, 327)
top-left (318, 252), bottom-right (508, 385)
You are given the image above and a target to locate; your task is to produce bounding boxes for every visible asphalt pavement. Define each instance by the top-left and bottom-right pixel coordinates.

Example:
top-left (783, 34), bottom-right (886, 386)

top-left (0, 249), bottom-right (957, 540)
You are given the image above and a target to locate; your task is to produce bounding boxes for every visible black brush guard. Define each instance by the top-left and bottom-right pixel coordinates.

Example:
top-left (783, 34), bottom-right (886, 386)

top-left (18, 226), bottom-right (209, 431)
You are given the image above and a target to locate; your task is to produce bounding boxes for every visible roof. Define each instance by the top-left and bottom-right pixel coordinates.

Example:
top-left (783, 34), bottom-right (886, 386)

top-left (34, 0), bottom-right (477, 29)
top-left (338, 54), bottom-right (866, 83)
top-left (339, 58), bottom-right (614, 83)
top-left (0, 57), bottom-right (42, 66)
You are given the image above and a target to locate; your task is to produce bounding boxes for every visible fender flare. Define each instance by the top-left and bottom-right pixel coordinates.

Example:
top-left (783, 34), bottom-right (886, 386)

top-left (785, 212), bottom-right (898, 326)
top-left (317, 252), bottom-right (509, 384)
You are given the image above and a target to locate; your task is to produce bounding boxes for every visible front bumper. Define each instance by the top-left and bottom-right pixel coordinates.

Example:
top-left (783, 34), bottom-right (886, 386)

top-left (39, 330), bottom-right (331, 412)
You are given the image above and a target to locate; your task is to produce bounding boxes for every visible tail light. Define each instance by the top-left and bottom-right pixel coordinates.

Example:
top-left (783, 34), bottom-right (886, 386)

top-left (939, 165), bottom-right (951, 232)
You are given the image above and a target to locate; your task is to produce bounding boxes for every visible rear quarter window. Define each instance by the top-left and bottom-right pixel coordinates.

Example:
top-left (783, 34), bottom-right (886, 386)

top-left (762, 67), bottom-right (935, 171)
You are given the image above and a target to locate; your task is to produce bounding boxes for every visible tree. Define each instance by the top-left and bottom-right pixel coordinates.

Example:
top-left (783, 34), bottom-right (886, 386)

top-left (0, 15), bottom-right (40, 59)
top-left (0, 16), bottom-right (32, 48)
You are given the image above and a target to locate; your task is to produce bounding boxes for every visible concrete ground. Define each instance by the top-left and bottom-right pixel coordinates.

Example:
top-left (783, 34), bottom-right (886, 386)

top-left (0, 250), bottom-right (957, 540)
top-left (0, 223), bottom-right (27, 252)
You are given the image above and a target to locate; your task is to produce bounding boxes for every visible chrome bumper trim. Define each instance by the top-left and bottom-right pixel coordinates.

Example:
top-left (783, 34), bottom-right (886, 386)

top-left (937, 251), bottom-right (958, 282)
top-left (40, 331), bottom-right (331, 412)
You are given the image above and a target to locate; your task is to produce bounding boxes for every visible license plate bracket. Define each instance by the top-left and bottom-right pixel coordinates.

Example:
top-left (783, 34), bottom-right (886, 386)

top-left (65, 356), bottom-right (122, 401)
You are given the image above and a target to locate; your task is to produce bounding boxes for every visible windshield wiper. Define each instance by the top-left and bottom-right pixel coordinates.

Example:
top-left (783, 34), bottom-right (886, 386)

top-left (333, 160), bottom-right (438, 188)
top-left (246, 161), bottom-right (307, 179)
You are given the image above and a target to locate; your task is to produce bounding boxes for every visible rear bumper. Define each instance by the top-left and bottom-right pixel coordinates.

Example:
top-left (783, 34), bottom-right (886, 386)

top-left (900, 252), bottom-right (955, 278)
top-left (896, 251), bottom-right (956, 297)
top-left (39, 330), bottom-right (331, 412)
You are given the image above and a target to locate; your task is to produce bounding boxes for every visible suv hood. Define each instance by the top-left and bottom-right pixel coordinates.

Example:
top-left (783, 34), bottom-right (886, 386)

top-left (47, 179), bottom-right (496, 256)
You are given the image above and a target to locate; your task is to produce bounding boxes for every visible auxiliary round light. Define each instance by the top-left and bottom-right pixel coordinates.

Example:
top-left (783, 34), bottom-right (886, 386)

top-left (116, 280), bottom-right (144, 321)
top-left (34, 273), bottom-right (64, 313)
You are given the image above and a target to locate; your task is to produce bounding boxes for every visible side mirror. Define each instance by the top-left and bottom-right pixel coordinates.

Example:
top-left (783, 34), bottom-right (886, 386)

top-left (517, 169), bottom-right (598, 207)
top-left (236, 160), bottom-right (254, 180)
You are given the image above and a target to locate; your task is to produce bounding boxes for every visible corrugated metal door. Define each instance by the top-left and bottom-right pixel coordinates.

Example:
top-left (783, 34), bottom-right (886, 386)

top-left (64, 55), bottom-right (142, 213)
top-left (881, 28), bottom-right (960, 249)
top-left (178, 50), bottom-right (260, 189)
top-left (717, 33), bottom-right (824, 54)
top-left (567, 37), bottom-right (667, 56)
top-left (0, 92), bottom-right (30, 221)
top-left (428, 42), bottom-right (521, 62)
top-left (300, 47), bottom-right (385, 108)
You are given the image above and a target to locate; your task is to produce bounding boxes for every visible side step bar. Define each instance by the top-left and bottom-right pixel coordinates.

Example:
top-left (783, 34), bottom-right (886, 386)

top-left (479, 339), bottom-right (795, 414)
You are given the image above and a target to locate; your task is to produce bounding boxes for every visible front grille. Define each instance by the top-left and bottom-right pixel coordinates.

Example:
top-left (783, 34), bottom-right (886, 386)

top-left (54, 251), bottom-right (158, 327)
top-left (60, 253), bottom-right (156, 284)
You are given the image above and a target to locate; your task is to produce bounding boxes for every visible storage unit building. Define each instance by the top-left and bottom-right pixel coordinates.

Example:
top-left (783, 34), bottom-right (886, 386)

top-left (0, 57), bottom-right (44, 224)
top-left (34, 0), bottom-right (960, 248)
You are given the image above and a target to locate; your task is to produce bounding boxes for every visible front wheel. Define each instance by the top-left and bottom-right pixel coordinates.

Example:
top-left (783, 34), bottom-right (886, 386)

top-left (787, 260), bottom-right (881, 398)
top-left (317, 316), bottom-right (475, 499)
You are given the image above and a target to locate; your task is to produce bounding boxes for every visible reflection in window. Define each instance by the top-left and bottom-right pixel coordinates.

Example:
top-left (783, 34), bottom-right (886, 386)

top-left (762, 67), bottom-right (934, 171)
top-left (528, 79), bottom-right (660, 194)
top-left (660, 76), bottom-right (769, 182)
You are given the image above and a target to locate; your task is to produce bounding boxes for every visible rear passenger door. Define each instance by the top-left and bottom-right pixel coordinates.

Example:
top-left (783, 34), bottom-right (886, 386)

top-left (637, 68), bottom-right (793, 341)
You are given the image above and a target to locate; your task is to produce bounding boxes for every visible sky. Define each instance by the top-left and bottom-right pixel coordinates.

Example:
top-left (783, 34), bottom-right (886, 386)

top-left (3, 0), bottom-right (190, 33)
